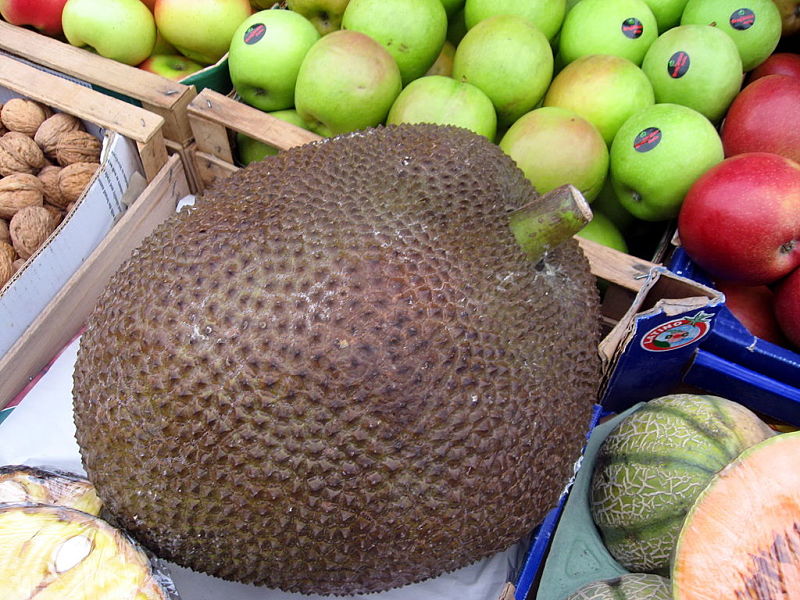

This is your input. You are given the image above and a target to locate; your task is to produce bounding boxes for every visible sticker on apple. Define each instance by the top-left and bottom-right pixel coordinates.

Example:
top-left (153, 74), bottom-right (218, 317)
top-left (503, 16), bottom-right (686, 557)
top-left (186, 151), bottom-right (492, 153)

top-left (621, 17), bottom-right (644, 39)
top-left (667, 51), bottom-right (690, 78)
top-left (729, 8), bottom-right (755, 30)
top-left (244, 23), bottom-right (267, 45)
top-left (633, 127), bottom-right (661, 152)
top-left (641, 312), bottom-right (713, 351)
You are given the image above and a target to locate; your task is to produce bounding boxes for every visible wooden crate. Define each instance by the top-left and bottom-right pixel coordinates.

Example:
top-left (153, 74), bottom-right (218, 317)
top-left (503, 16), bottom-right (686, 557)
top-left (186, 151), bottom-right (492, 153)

top-left (0, 153), bottom-right (191, 406)
top-left (0, 53), bottom-right (168, 181)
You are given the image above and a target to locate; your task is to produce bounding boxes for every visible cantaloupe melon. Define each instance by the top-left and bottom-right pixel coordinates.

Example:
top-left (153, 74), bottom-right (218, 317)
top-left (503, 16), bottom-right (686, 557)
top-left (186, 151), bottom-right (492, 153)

top-left (590, 394), bottom-right (775, 574)
top-left (564, 573), bottom-right (672, 599)
top-left (673, 430), bottom-right (800, 599)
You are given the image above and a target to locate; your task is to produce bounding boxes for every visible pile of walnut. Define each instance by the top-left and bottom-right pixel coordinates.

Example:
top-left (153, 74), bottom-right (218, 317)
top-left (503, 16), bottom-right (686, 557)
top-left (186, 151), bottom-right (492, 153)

top-left (0, 98), bottom-right (101, 289)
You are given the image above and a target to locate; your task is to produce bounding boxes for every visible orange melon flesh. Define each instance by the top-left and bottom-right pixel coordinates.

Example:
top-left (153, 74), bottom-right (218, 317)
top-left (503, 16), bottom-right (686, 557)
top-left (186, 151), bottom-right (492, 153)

top-left (673, 431), bottom-right (800, 599)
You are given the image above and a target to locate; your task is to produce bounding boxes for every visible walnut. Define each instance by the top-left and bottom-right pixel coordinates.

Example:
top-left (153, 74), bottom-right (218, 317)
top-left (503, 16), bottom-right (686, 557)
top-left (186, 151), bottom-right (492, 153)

top-left (10, 205), bottom-right (57, 259)
top-left (0, 251), bottom-right (12, 288)
top-left (0, 98), bottom-right (52, 137)
top-left (38, 164), bottom-right (66, 208)
top-left (58, 162), bottom-right (99, 204)
top-left (0, 218), bottom-right (9, 243)
top-left (0, 173), bottom-right (44, 219)
top-left (0, 240), bottom-right (15, 263)
top-left (0, 104), bottom-right (6, 137)
top-left (42, 203), bottom-right (65, 229)
top-left (35, 113), bottom-right (83, 160)
top-left (11, 258), bottom-right (25, 273)
top-left (0, 131), bottom-right (47, 175)
top-left (55, 130), bottom-right (102, 166)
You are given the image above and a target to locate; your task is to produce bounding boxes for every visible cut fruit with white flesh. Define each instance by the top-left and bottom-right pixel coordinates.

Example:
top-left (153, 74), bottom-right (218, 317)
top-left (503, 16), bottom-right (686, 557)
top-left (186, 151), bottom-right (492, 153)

top-left (0, 465), bottom-right (102, 515)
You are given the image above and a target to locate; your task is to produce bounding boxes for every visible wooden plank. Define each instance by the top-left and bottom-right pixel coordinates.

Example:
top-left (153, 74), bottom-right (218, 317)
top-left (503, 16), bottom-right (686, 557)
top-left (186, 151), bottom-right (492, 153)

top-left (0, 21), bottom-right (196, 144)
top-left (192, 149), bottom-right (240, 190)
top-left (577, 236), bottom-right (657, 293)
top-left (166, 139), bottom-right (202, 194)
top-left (0, 155), bottom-right (190, 407)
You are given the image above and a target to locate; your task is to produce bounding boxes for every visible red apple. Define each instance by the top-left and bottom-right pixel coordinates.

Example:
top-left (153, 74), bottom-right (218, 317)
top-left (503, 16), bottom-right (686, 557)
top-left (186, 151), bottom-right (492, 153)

top-left (748, 52), bottom-right (800, 82)
top-left (715, 280), bottom-right (790, 346)
top-left (721, 74), bottom-right (800, 164)
top-left (678, 152), bottom-right (800, 285)
top-left (138, 54), bottom-right (203, 80)
top-left (773, 267), bottom-right (800, 348)
top-left (0, 0), bottom-right (68, 36)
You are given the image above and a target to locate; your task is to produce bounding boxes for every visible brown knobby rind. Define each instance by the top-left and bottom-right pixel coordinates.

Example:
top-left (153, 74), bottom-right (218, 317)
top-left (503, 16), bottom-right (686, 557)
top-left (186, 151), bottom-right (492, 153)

top-left (0, 173), bottom-right (44, 219)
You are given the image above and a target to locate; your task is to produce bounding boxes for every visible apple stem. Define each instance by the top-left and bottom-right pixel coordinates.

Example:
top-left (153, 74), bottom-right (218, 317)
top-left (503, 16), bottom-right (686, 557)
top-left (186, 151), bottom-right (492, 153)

top-left (509, 184), bottom-right (593, 262)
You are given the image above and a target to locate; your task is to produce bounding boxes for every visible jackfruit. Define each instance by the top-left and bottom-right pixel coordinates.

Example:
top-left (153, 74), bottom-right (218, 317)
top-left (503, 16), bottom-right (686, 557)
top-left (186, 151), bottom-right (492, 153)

top-left (73, 124), bottom-right (601, 595)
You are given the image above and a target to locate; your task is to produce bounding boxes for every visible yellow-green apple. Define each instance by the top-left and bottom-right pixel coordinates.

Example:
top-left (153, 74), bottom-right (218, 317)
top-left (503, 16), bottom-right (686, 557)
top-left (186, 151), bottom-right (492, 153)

top-left (139, 0), bottom-right (155, 10)
top-left (386, 75), bottom-right (496, 139)
top-left (577, 210), bottom-right (629, 252)
top-left (0, 0), bottom-right (68, 36)
top-left (425, 40), bottom-right (455, 76)
top-left (558, 0), bottom-right (658, 66)
top-left (155, 0), bottom-right (251, 65)
top-left (440, 0), bottom-right (464, 17)
top-left (774, 267), bottom-right (800, 348)
top-left (236, 109), bottom-right (313, 165)
top-left (677, 152), bottom-right (800, 285)
top-left (452, 14), bottom-right (553, 128)
top-left (447, 7), bottom-right (468, 45)
top-left (593, 176), bottom-right (635, 229)
top-left (286, 0), bottom-right (349, 36)
top-left (749, 52), bottom-right (800, 81)
top-left (610, 102), bottom-right (723, 221)
top-left (640, 0), bottom-right (689, 32)
top-left (715, 280), bottom-right (790, 346)
top-left (62, 0), bottom-right (156, 65)
top-left (641, 25), bottom-right (743, 123)
top-left (294, 30), bottom-right (402, 136)
top-left (139, 54), bottom-right (204, 80)
top-left (721, 74), bottom-right (800, 164)
top-left (229, 10), bottom-right (319, 111)
top-left (341, 0), bottom-right (447, 85)
top-left (681, 0), bottom-right (782, 71)
top-left (463, 0), bottom-right (567, 41)
top-left (151, 30), bottom-right (177, 54)
top-left (499, 106), bottom-right (609, 201)
top-left (543, 54), bottom-right (655, 145)
top-left (772, 0), bottom-right (800, 36)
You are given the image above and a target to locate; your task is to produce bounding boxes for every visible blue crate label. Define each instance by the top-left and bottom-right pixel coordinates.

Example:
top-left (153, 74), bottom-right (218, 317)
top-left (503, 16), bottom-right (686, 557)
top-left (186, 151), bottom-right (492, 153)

top-left (244, 23), bottom-right (267, 44)
top-left (621, 17), bottom-right (644, 38)
top-left (634, 127), bottom-right (661, 152)
top-left (668, 51), bottom-right (691, 78)
top-left (730, 8), bottom-right (756, 30)
top-left (641, 311), bottom-right (713, 351)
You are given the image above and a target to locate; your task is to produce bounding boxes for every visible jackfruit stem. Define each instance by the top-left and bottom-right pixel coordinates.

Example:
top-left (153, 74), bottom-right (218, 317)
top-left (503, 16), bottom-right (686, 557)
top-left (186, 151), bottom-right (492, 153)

top-left (509, 185), bottom-right (593, 262)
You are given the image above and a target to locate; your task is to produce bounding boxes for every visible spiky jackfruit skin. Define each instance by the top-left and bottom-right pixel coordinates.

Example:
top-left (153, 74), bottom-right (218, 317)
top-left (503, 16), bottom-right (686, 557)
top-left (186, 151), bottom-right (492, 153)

top-left (73, 124), bottom-right (601, 595)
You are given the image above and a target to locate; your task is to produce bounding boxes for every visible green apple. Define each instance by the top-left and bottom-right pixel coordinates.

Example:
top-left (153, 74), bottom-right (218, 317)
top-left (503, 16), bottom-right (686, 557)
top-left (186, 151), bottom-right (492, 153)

top-left (61, 0), bottom-right (156, 65)
top-left (592, 176), bottom-right (635, 229)
top-left (499, 106), bottom-right (609, 201)
top-left (680, 0), bottom-right (782, 71)
top-left (138, 54), bottom-right (204, 80)
top-left (229, 10), bottom-right (320, 112)
top-left (440, 0), bottom-right (465, 17)
top-left (609, 102), bottom-right (724, 221)
top-left (425, 40), bottom-right (456, 76)
top-left (641, 0), bottom-right (690, 32)
top-left (151, 31), bottom-right (178, 55)
top-left (294, 30), bottom-right (402, 136)
top-left (558, 0), bottom-right (658, 66)
top-left (386, 75), bottom-right (497, 139)
top-left (543, 54), bottom-right (655, 145)
top-left (447, 7), bottom-right (468, 45)
top-left (463, 0), bottom-right (567, 41)
top-left (286, 0), bottom-right (349, 35)
top-left (641, 24), bottom-right (743, 123)
top-left (577, 210), bottom-right (629, 252)
top-left (341, 0), bottom-right (447, 85)
top-left (452, 14), bottom-right (553, 128)
top-left (155, 0), bottom-right (252, 65)
top-left (236, 110), bottom-right (313, 165)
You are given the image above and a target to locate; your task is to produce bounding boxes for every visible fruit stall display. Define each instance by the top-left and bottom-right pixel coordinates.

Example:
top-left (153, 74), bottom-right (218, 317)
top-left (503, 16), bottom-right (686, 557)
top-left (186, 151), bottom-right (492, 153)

top-left (0, 0), bottom-right (798, 599)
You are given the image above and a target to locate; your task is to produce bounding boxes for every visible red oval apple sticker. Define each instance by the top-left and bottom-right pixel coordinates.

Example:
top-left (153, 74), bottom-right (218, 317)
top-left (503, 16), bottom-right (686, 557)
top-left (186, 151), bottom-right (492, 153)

top-left (244, 23), bottom-right (267, 45)
top-left (730, 8), bottom-right (755, 30)
top-left (621, 17), bottom-right (644, 39)
top-left (641, 312), bottom-right (712, 352)
top-left (633, 127), bottom-right (661, 152)
top-left (668, 51), bottom-right (691, 78)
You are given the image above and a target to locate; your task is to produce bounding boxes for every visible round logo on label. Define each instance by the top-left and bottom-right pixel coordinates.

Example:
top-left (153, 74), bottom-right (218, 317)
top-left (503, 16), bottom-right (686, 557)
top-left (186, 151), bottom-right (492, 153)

top-left (667, 51), bottom-right (691, 78)
top-left (633, 127), bottom-right (661, 152)
top-left (730, 8), bottom-right (755, 30)
top-left (621, 17), bottom-right (644, 39)
top-left (244, 23), bottom-right (267, 44)
top-left (641, 316), bottom-right (710, 351)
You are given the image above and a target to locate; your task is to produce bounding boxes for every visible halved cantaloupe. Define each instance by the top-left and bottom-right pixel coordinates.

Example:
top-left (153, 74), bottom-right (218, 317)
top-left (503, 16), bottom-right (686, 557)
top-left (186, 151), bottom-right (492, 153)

top-left (673, 430), bottom-right (800, 599)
